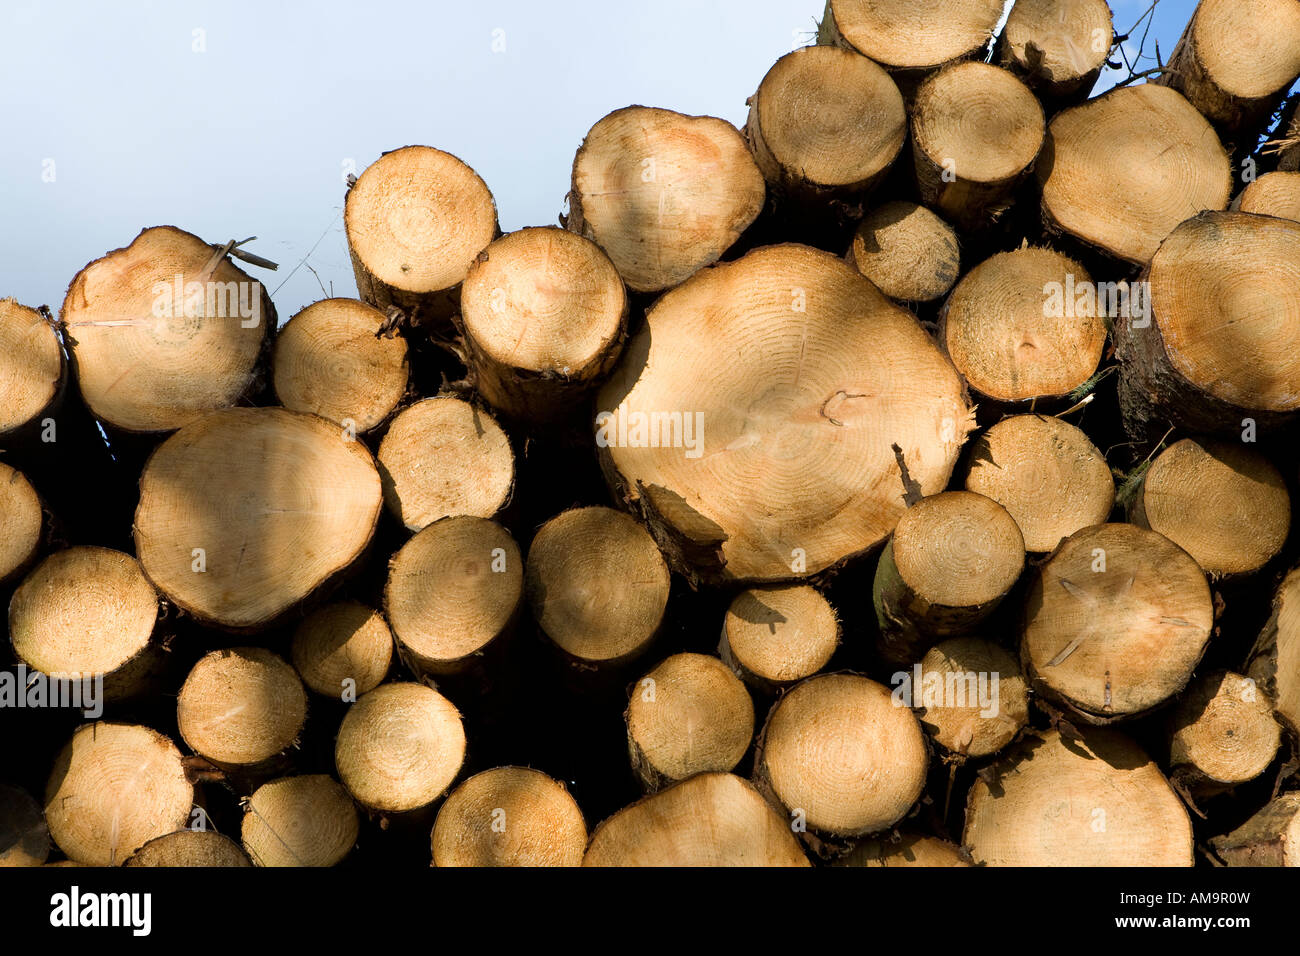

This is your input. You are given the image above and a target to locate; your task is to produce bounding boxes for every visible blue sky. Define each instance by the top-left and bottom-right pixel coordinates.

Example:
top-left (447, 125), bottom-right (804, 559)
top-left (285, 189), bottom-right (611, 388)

top-left (0, 0), bottom-right (1208, 321)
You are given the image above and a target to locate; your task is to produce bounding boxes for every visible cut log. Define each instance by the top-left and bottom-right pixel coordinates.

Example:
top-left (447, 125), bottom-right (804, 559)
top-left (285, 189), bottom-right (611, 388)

top-left (873, 491), bottom-right (1025, 666)
top-left (241, 774), bottom-right (360, 867)
top-left (135, 407), bottom-right (383, 630)
top-left (1115, 211), bottom-right (1300, 440)
top-left (1128, 437), bottom-right (1289, 578)
top-left (0, 785), bottom-right (49, 867)
top-left (719, 585), bottom-right (840, 693)
top-left (625, 652), bottom-right (755, 791)
top-left (913, 637), bottom-right (1029, 759)
top-left (431, 767), bottom-right (587, 867)
top-left (1021, 523), bottom-right (1213, 723)
top-left (44, 722), bottom-right (193, 866)
top-left (567, 106), bottom-right (765, 293)
top-left (847, 201), bottom-right (960, 303)
top-left (835, 833), bottom-right (970, 867)
top-left (334, 682), bottom-right (466, 815)
top-left (0, 462), bottom-right (44, 587)
top-left (458, 227), bottom-right (627, 423)
top-left (964, 727), bottom-right (1194, 866)
top-left (961, 413), bottom-right (1114, 554)
top-left (9, 546), bottom-right (161, 699)
top-left (377, 396), bottom-right (514, 532)
top-left (1168, 670), bottom-right (1280, 792)
top-left (385, 516), bottom-right (523, 678)
top-left (525, 506), bottom-right (670, 667)
top-left (745, 46), bottom-right (906, 204)
top-left (1156, 0), bottom-right (1300, 145)
top-left (818, 0), bottom-right (1005, 79)
top-left (345, 146), bottom-right (498, 322)
top-left (911, 63), bottom-right (1044, 230)
top-left (754, 673), bottom-right (928, 852)
top-left (1210, 792), bottom-right (1300, 866)
top-left (995, 0), bottom-right (1113, 110)
top-left (1246, 565), bottom-right (1300, 736)
top-left (177, 647), bottom-right (308, 773)
top-left (1038, 85), bottom-right (1232, 265)
top-left (597, 243), bottom-right (974, 584)
top-left (583, 772), bottom-right (809, 867)
top-left (0, 298), bottom-right (63, 440)
top-left (60, 226), bottom-right (272, 434)
top-left (273, 298), bottom-right (409, 434)
top-left (939, 248), bottom-right (1105, 404)
top-left (125, 830), bottom-right (252, 867)
top-left (290, 601), bottom-right (394, 699)
top-left (1233, 170), bottom-right (1300, 220)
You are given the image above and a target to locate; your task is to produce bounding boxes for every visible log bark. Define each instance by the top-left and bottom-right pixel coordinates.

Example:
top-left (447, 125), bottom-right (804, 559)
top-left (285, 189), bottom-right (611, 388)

top-left (1020, 523), bottom-right (1213, 723)
top-left (1128, 437), bottom-right (1289, 578)
top-left (273, 298), bottom-right (410, 435)
top-left (134, 407), bottom-right (383, 631)
top-left (525, 506), bottom-right (670, 669)
top-left (241, 774), bottom-right (359, 867)
top-left (384, 515), bottom-right (523, 679)
top-left (44, 722), bottom-right (194, 866)
top-left (583, 772), bottom-right (809, 866)
top-left (376, 396), bottom-right (514, 533)
top-left (911, 63), bottom-right (1045, 231)
top-left (1115, 211), bottom-right (1300, 443)
top-left (1246, 565), bottom-right (1300, 738)
top-left (961, 413), bottom-right (1114, 554)
top-left (938, 247), bottom-right (1106, 404)
top-left (596, 243), bottom-right (974, 585)
top-left (345, 146), bottom-right (499, 325)
top-left (753, 673), bottom-right (928, 856)
top-left (718, 585), bottom-right (840, 694)
top-left (567, 106), bottom-right (765, 293)
top-left (994, 0), bottom-right (1113, 112)
top-left (457, 227), bottom-right (627, 423)
top-left (624, 652), bottom-right (754, 792)
top-left (431, 767), bottom-right (586, 867)
top-left (873, 491), bottom-right (1025, 666)
top-left (1210, 792), bottom-right (1300, 866)
top-left (1038, 85), bottom-right (1231, 265)
top-left (334, 682), bottom-right (466, 816)
top-left (963, 727), bottom-right (1194, 866)
top-left (1155, 0), bottom-right (1300, 148)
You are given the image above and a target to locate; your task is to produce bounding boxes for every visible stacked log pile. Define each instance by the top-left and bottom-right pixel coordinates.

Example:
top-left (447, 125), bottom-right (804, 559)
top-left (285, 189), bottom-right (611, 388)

top-left (3, 0), bottom-right (1300, 868)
